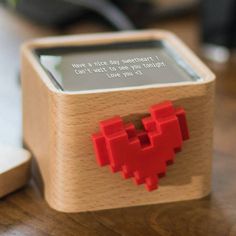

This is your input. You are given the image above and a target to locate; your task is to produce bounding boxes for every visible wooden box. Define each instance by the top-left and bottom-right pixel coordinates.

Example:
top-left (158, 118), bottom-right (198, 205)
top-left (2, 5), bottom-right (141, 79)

top-left (21, 30), bottom-right (215, 213)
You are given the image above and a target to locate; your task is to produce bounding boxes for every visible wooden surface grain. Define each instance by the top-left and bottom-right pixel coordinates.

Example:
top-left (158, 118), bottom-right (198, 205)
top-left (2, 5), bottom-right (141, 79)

top-left (0, 6), bottom-right (236, 236)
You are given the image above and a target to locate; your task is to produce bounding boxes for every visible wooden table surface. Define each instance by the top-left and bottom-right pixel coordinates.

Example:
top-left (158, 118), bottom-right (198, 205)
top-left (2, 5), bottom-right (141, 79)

top-left (0, 6), bottom-right (236, 236)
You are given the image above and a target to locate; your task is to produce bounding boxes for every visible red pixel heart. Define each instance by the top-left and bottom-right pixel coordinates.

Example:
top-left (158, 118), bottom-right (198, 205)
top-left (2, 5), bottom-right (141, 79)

top-left (92, 101), bottom-right (189, 191)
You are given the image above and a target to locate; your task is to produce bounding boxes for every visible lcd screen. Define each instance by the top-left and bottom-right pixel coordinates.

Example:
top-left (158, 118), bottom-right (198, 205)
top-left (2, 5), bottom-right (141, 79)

top-left (35, 40), bottom-right (202, 92)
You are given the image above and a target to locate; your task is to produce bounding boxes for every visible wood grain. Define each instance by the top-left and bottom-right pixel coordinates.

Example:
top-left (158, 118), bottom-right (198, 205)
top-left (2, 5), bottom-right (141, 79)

top-left (21, 31), bottom-right (215, 212)
top-left (0, 6), bottom-right (235, 236)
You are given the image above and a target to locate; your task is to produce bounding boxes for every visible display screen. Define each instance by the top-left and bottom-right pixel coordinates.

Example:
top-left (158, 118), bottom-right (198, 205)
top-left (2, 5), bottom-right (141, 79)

top-left (35, 40), bottom-right (202, 92)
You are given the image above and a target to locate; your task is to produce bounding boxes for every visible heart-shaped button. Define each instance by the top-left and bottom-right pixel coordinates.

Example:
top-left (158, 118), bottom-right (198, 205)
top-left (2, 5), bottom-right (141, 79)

top-left (92, 101), bottom-right (189, 191)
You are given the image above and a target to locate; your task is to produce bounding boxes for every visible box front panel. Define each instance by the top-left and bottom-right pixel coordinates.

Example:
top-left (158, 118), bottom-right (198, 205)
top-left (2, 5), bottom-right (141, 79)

top-left (46, 82), bottom-right (214, 212)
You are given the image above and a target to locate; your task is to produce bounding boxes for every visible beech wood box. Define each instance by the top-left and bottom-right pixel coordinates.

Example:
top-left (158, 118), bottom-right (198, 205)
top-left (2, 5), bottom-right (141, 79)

top-left (21, 30), bottom-right (215, 213)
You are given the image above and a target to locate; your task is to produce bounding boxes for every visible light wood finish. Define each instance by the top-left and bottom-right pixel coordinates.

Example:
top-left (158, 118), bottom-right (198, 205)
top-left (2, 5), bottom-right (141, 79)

top-left (0, 146), bottom-right (31, 198)
top-left (21, 30), bottom-right (215, 212)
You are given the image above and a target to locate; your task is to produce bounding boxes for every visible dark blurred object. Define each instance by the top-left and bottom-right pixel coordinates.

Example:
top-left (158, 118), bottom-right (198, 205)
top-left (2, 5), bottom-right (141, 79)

top-left (1, 0), bottom-right (153, 30)
top-left (201, 0), bottom-right (236, 62)
top-left (1, 0), bottom-right (199, 30)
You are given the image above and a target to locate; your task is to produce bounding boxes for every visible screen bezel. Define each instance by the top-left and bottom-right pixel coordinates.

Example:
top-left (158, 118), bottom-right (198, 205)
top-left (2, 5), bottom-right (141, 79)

top-left (34, 39), bottom-right (203, 92)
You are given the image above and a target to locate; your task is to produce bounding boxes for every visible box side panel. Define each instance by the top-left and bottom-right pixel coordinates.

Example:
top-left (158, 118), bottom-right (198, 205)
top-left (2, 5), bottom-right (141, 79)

top-left (46, 81), bottom-right (214, 212)
top-left (21, 51), bottom-right (51, 189)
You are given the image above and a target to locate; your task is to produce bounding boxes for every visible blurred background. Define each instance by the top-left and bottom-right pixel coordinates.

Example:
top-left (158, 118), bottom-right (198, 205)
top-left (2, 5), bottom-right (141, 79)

top-left (0, 0), bottom-right (235, 235)
top-left (0, 0), bottom-right (235, 152)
